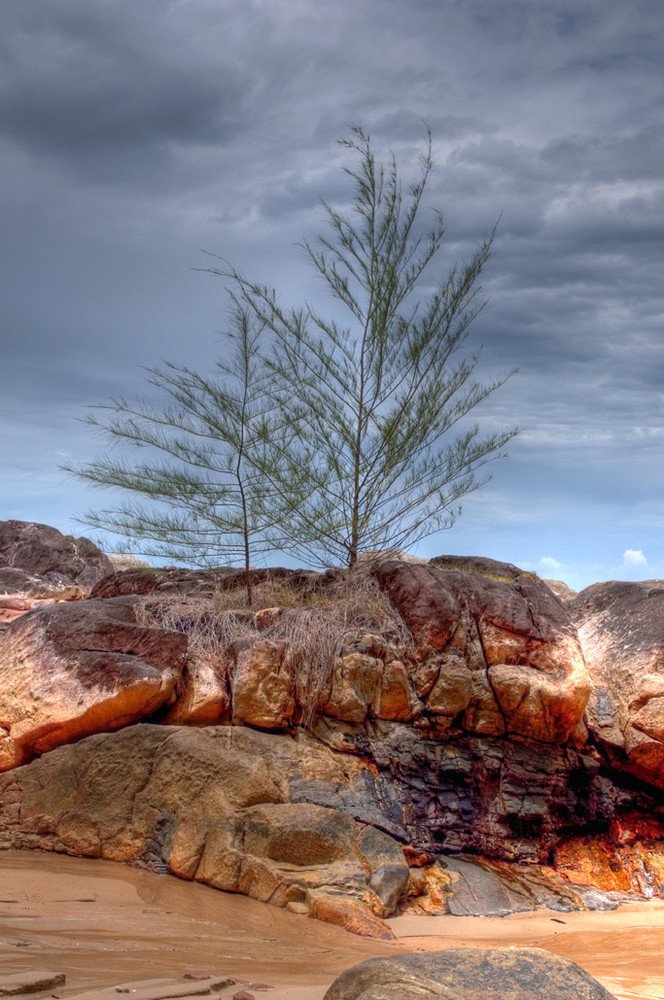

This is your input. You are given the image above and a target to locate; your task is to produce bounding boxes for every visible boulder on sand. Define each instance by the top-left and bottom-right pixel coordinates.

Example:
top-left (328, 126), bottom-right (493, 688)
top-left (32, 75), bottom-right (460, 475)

top-left (322, 947), bottom-right (618, 1000)
top-left (0, 723), bottom-right (410, 939)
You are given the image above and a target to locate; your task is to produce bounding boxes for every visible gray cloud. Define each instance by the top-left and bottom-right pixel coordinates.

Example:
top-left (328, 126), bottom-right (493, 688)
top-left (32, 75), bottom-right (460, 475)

top-left (0, 0), bottom-right (662, 588)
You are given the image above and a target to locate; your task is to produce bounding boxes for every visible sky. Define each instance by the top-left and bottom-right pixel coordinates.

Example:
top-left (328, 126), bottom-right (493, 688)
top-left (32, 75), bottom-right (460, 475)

top-left (1, 0), bottom-right (663, 591)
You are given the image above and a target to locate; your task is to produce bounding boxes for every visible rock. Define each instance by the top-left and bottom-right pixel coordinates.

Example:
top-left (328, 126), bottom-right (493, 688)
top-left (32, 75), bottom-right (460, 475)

top-left (0, 597), bottom-right (187, 769)
top-left (544, 578), bottom-right (578, 602)
top-left (86, 555), bottom-right (590, 747)
top-left (432, 855), bottom-right (622, 917)
top-left (320, 634), bottom-right (422, 726)
top-left (106, 553), bottom-right (152, 570)
top-left (322, 948), bottom-right (617, 1000)
top-left (373, 557), bottom-right (590, 744)
top-left (0, 567), bottom-right (44, 594)
top-left (161, 652), bottom-right (230, 726)
top-left (570, 580), bottom-right (664, 787)
top-left (553, 831), bottom-right (664, 897)
top-left (0, 724), bottom-right (409, 938)
top-left (0, 520), bottom-right (112, 591)
top-left (355, 549), bottom-right (430, 567)
top-left (366, 724), bottom-right (664, 863)
top-left (0, 971), bottom-right (65, 996)
top-left (64, 977), bottom-right (234, 1000)
top-left (232, 641), bottom-right (296, 730)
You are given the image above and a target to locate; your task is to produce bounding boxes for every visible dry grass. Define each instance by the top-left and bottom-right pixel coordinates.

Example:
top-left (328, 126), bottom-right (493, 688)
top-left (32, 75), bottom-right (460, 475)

top-left (136, 568), bottom-right (413, 723)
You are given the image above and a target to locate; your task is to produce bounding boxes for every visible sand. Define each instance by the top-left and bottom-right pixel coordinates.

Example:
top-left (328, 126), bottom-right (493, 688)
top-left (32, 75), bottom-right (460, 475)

top-left (1, 851), bottom-right (663, 1000)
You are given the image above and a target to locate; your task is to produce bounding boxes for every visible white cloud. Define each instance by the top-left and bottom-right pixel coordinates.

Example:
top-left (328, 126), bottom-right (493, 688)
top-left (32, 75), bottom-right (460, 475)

top-left (539, 556), bottom-right (562, 570)
top-left (622, 548), bottom-right (648, 567)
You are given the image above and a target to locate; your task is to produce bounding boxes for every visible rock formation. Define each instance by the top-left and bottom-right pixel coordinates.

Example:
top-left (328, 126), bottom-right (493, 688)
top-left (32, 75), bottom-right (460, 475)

top-left (0, 520), bottom-right (112, 592)
top-left (0, 533), bottom-right (663, 938)
top-left (0, 597), bottom-right (186, 769)
top-left (570, 580), bottom-right (664, 788)
top-left (0, 724), bottom-right (409, 940)
top-left (322, 948), bottom-right (618, 1000)
top-left (373, 557), bottom-right (590, 745)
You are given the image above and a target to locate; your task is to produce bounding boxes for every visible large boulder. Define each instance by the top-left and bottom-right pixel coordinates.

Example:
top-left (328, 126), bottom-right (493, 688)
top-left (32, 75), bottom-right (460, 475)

top-left (570, 580), bottom-right (664, 787)
top-left (0, 724), bottom-right (410, 938)
top-left (322, 947), bottom-right (617, 1000)
top-left (0, 597), bottom-right (187, 769)
top-left (373, 557), bottom-right (590, 744)
top-left (0, 520), bottom-right (112, 592)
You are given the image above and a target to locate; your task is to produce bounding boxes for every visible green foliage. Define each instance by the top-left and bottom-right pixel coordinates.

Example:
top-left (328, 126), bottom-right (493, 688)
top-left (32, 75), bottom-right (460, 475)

top-left (69, 126), bottom-right (517, 584)
top-left (66, 306), bottom-right (304, 604)
top-left (210, 126), bottom-right (517, 566)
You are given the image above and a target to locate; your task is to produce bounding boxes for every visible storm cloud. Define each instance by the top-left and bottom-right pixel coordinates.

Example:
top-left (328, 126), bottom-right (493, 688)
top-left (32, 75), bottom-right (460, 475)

top-left (1, 0), bottom-right (662, 588)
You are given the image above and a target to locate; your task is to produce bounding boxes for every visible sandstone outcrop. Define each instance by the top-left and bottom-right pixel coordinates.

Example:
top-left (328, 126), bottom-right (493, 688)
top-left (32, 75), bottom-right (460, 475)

top-left (133, 557), bottom-right (591, 748)
top-left (0, 597), bottom-right (186, 770)
top-left (0, 520), bottom-right (112, 592)
top-left (570, 580), bottom-right (664, 788)
top-left (322, 948), bottom-right (617, 1000)
top-left (0, 724), bottom-right (409, 939)
top-left (373, 557), bottom-right (590, 744)
top-left (1, 534), bottom-right (664, 936)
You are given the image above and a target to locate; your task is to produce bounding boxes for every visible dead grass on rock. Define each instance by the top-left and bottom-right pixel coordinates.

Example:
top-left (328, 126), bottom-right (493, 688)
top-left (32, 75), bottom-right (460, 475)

top-left (136, 568), bottom-right (413, 725)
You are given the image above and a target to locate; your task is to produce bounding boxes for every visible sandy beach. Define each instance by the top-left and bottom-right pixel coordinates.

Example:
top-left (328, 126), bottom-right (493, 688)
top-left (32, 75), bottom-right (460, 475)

top-left (1, 851), bottom-right (663, 1000)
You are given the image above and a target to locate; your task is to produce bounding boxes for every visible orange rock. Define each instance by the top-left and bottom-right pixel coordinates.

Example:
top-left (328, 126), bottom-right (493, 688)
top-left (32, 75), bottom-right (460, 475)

top-left (231, 641), bottom-right (295, 730)
top-left (307, 890), bottom-right (396, 940)
top-left (322, 652), bottom-right (383, 723)
top-left (162, 654), bottom-right (230, 726)
top-left (0, 597), bottom-right (186, 770)
top-left (374, 558), bottom-right (591, 744)
top-left (374, 659), bottom-right (422, 722)
top-left (553, 834), bottom-right (664, 897)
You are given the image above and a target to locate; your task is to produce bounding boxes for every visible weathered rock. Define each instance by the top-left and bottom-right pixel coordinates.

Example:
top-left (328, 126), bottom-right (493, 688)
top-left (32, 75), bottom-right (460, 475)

top-left (373, 557), bottom-right (590, 744)
top-left (0, 971), bottom-right (65, 996)
top-left (322, 947), bottom-right (617, 1000)
top-left (0, 520), bottom-right (112, 591)
top-left (0, 724), bottom-right (409, 937)
top-left (0, 598), bottom-right (187, 769)
top-left (161, 652), bottom-right (230, 726)
top-left (570, 580), bottom-right (664, 787)
top-left (320, 633), bottom-right (422, 726)
top-left (106, 553), bottom-right (152, 570)
top-left (232, 641), bottom-right (296, 730)
top-left (86, 556), bottom-right (590, 748)
top-left (553, 828), bottom-right (664, 897)
top-left (367, 724), bottom-right (664, 862)
top-left (0, 567), bottom-right (44, 594)
top-left (544, 578), bottom-right (578, 602)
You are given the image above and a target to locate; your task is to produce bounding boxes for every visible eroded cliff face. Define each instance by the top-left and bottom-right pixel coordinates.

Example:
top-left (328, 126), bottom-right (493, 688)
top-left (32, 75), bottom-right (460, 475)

top-left (1, 543), bottom-right (664, 937)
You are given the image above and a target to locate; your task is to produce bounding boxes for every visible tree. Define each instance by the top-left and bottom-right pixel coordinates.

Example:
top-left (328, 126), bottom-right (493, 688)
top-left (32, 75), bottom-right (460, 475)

top-left (208, 126), bottom-right (517, 567)
top-left (70, 125), bottom-right (516, 579)
top-left (66, 306), bottom-right (301, 604)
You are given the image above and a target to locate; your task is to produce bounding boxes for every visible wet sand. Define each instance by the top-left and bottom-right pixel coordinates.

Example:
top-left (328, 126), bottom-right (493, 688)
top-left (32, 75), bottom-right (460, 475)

top-left (1, 852), bottom-right (663, 1000)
